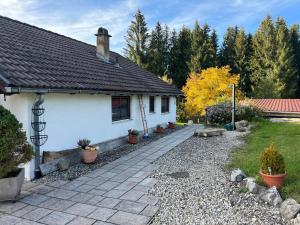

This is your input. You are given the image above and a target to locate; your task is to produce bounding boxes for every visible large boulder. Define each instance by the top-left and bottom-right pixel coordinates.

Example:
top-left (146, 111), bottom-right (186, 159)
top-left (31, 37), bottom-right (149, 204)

top-left (57, 159), bottom-right (70, 171)
top-left (280, 198), bottom-right (300, 220)
top-left (230, 169), bottom-right (246, 182)
top-left (291, 213), bottom-right (300, 225)
top-left (260, 186), bottom-right (283, 207)
top-left (194, 128), bottom-right (226, 137)
top-left (235, 120), bottom-right (249, 132)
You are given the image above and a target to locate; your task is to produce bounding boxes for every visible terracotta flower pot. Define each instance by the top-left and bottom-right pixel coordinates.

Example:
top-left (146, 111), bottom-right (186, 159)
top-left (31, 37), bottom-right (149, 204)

top-left (156, 127), bottom-right (164, 133)
top-left (128, 134), bottom-right (138, 144)
top-left (82, 148), bottom-right (97, 164)
top-left (168, 123), bottom-right (176, 129)
top-left (260, 171), bottom-right (286, 188)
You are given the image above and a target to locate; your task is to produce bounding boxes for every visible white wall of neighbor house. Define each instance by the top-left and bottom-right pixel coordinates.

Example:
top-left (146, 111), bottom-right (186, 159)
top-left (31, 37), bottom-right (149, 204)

top-left (1, 93), bottom-right (176, 180)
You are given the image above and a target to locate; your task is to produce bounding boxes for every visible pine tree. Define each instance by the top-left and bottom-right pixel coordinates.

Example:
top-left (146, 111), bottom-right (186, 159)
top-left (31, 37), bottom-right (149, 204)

top-left (290, 24), bottom-right (300, 97)
top-left (169, 27), bottom-right (192, 88)
top-left (147, 22), bottom-right (165, 76)
top-left (189, 20), bottom-right (204, 73)
top-left (234, 29), bottom-right (252, 96)
top-left (218, 26), bottom-right (239, 72)
top-left (210, 29), bottom-right (218, 66)
top-left (250, 16), bottom-right (282, 97)
top-left (124, 9), bottom-right (149, 68)
top-left (274, 18), bottom-right (297, 98)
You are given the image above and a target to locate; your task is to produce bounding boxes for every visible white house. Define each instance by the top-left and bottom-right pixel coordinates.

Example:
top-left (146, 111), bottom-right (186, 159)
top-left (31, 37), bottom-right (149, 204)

top-left (0, 16), bottom-right (180, 180)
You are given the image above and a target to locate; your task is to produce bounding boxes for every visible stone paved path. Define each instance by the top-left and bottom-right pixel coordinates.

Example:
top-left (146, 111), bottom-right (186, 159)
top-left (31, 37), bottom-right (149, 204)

top-left (0, 125), bottom-right (197, 225)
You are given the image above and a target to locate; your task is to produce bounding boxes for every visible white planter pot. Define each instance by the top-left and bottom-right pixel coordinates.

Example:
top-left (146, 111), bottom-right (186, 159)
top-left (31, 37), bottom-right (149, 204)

top-left (0, 168), bottom-right (25, 201)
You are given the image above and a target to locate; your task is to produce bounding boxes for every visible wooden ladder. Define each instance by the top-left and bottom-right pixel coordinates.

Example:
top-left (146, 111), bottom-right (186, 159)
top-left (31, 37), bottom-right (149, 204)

top-left (138, 95), bottom-right (149, 138)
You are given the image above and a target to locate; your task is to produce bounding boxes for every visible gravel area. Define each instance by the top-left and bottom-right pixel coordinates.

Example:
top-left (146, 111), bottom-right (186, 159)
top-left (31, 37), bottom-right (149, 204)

top-left (35, 125), bottom-right (184, 184)
top-left (149, 131), bottom-right (283, 225)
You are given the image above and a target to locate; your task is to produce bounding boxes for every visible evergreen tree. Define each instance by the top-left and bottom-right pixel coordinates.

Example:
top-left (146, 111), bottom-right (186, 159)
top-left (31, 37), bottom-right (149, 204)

top-left (124, 9), bottom-right (149, 68)
top-left (234, 29), bottom-right (252, 96)
top-left (169, 27), bottom-right (192, 88)
top-left (147, 22), bottom-right (165, 76)
top-left (290, 24), bottom-right (300, 97)
top-left (210, 29), bottom-right (218, 66)
top-left (218, 26), bottom-right (239, 72)
top-left (162, 24), bottom-right (171, 75)
top-left (274, 18), bottom-right (297, 98)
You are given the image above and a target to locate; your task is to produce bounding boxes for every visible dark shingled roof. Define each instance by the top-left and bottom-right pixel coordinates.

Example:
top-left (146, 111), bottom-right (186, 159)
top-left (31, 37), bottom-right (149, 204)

top-left (0, 16), bottom-right (180, 95)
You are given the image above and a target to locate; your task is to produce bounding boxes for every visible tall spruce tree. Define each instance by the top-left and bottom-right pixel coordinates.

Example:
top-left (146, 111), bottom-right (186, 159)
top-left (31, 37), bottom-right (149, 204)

top-left (290, 24), bottom-right (300, 97)
top-left (124, 9), bottom-right (149, 68)
top-left (147, 22), bottom-right (165, 76)
top-left (274, 18), bottom-right (297, 97)
top-left (169, 27), bottom-right (192, 88)
top-left (210, 29), bottom-right (218, 66)
top-left (218, 26), bottom-right (239, 72)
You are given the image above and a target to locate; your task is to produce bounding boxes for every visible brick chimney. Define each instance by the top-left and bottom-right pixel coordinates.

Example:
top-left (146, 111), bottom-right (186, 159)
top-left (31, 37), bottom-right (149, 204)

top-left (95, 27), bottom-right (111, 62)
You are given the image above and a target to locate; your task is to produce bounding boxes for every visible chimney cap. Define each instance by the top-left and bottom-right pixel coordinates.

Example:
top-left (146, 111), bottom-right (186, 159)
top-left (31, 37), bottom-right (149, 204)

top-left (95, 27), bottom-right (112, 37)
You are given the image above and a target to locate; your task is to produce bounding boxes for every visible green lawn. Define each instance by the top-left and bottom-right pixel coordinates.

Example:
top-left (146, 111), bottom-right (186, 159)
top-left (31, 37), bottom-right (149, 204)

top-left (229, 119), bottom-right (300, 201)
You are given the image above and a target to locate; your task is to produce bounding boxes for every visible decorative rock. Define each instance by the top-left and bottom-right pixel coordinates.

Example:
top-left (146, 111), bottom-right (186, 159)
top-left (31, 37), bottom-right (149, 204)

top-left (260, 186), bottom-right (283, 207)
top-left (235, 120), bottom-right (249, 128)
top-left (230, 169), bottom-right (246, 182)
top-left (236, 126), bottom-right (247, 132)
top-left (57, 159), bottom-right (70, 171)
top-left (244, 177), bottom-right (259, 194)
top-left (280, 198), bottom-right (300, 220)
top-left (194, 128), bottom-right (226, 137)
top-left (291, 213), bottom-right (300, 225)
top-left (187, 120), bottom-right (193, 125)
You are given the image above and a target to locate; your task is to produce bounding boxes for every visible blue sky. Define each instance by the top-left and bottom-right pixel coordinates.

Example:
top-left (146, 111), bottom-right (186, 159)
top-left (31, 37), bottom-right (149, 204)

top-left (0, 0), bottom-right (300, 53)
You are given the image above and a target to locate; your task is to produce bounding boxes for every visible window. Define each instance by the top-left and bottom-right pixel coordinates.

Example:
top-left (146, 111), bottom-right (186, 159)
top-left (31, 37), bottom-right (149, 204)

top-left (149, 96), bottom-right (155, 113)
top-left (112, 96), bottom-right (130, 121)
top-left (161, 96), bottom-right (169, 113)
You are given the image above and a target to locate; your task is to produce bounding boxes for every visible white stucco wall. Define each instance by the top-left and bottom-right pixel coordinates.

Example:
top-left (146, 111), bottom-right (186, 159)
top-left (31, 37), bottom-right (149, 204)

top-left (0, 93), bottom-right (176, 180)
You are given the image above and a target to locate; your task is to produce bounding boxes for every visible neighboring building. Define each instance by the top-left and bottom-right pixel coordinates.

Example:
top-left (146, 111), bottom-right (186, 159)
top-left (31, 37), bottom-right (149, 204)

top-left (0, 16), bottom-right (180, 180)
top-left (251, 99), bottom-right (300, 117)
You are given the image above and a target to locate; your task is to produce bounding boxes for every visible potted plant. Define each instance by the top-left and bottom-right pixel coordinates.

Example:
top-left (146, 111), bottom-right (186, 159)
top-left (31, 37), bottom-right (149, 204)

top-left (128, 129), bottom-right (139, 144)
top-left (168, 122), bottom-right (176, 129)
top-left (156, 124), bottom-right (165, 133)
top-left (259, 143), bottom-right (286, 188)
top-left (0, 106), bottom-right (34, 201)
top-left (78, 139), bottom-right (98, 164)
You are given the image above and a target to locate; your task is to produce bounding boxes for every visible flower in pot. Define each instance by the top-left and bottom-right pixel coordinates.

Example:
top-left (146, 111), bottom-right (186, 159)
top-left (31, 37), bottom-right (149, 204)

top-left (0, 106), bottom-right (34, 201)
top-left (128, 129), bottom-right (139, 144)
top-left (156, 124), bottom-right (164, 133)
top-left (78, 139), bottom-right (98, 164)
top-left (259, 143), bottom-right (286, 188)
top-left (168, 122), bottom-right (176, 129)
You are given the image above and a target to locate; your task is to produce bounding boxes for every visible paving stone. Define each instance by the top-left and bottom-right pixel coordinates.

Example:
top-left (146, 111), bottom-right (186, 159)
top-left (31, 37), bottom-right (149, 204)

top-left (140, 205), bottom-right (159, 217)
top-left (96, 181), bottom-right (120, 191)
top-left (69, 193), bottom-right (95, 203)
top-left (29, 185), bottom-right (55, 194)
top-left (97, 197), bottom-right (121, 208)
top-left (73, 184), bottom-right (94, 193)
top-left (127, 177), bottom-right (144, 183)
top-left (88, 189), bottom-right (107, 196)
top-left (16, 220), bottom-right (44, 225)
top-left (46, 189), bottom-right (78, 199)
top-left (39, 211), bottom-right (76, 225)
top-left (20, 193), bottom-right (50, 206)
top-left (39, 198), bottom-right (75, 211)
top-left (93, 221), bottom-right (115, 225)
top-left (103, 189), bottom-right (127, 198)
top-left (139, 178), bottom-right (157, 187)
top-left (138, 195), bottom-right (159, 205)
top-left (0, 214), bottom-right (22, 225)
top-left (75, 176), bottom-right (93, 182)
top-left (133, 185), bottom-right (151, 192)
top-left (46, 180), bottom-right (69, 188)
top-left (120, 190), bottom-right (145, 201)
top-left (108, 211), bottom-right (150, 225)
top-left (61, 181), bottom-right (85, 190)
top-left (114, 181), bottom-right (137, 191)
top-left (114, 200), bottom-right (147, 214)
top-left (67, 216), bottom-right (96, 225)
top-left (87, 207), bottom-right (117, 221)
top-left (22, 208), bottom-right (52, 221)
top-left (12, 205), bottom-right (37, 217)
top-left (101, 172), bottom-right (118, 178)
top-left (64, 203), bottom-right (97, 216)
top-left (0, 202), bottom-right (27, 213)
top-left (132, 171), bottom-right (151, 179)
top-left (85, 195), bottom-right (105, 205)
top-left (110, 175), bottom-right (130, 183)
top-left (86, 176), bottom-right (109, 186)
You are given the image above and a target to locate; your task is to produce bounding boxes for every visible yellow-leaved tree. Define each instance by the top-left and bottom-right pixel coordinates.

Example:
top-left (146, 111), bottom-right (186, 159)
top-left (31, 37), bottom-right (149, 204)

top-left (182, 66), bottom-right (242, 116)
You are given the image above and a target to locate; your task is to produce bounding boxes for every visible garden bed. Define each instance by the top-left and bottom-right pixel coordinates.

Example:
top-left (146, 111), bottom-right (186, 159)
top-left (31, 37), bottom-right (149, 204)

top-left (229, 119), bottom-right (300, 202)
top-left (35, 125), bottom-right (185, 184)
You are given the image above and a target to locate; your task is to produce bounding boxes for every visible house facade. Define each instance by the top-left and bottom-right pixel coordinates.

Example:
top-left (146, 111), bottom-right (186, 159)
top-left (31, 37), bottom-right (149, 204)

top-left (0, 16), bottom-right (180, 180)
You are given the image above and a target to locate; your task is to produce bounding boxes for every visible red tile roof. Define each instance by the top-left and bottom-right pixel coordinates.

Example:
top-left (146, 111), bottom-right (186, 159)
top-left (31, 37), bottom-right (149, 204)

top-left (252, 99), bottom-right (300, 112)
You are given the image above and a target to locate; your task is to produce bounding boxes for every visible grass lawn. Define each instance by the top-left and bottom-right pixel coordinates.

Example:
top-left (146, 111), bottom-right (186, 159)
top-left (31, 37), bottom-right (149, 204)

top-left (229, 119), bottom-right (300, 201)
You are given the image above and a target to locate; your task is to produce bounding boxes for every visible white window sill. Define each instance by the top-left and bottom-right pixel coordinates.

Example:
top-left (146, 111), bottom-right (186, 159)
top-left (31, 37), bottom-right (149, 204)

top-left (161, 112), bottom-right (170, 115)
top-left (112, 119), bottom-right (132, 124)
top-left (149, 112), bottom-right (156, 115)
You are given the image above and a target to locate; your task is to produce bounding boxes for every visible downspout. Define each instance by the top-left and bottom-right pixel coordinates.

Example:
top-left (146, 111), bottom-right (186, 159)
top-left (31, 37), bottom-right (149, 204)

top-left (32, 94), bottom-right (44, 178)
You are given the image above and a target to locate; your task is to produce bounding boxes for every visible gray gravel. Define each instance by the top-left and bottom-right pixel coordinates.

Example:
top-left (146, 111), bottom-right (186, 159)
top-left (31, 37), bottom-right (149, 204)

top-left (150, 131), bottom-right (283, 225)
